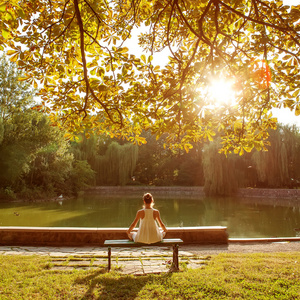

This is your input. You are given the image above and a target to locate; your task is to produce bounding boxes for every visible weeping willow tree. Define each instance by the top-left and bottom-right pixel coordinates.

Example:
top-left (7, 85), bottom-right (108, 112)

top-left (0, 118), bottom-right (3, 144)
top-left (251, 125), bottom-right (300, 188)
top-left (71, 134), bottom-right (138, 186)
top-left (203, 139), bottom-right (238, 196)
top-left (97, 142), bottom-right (138, 186)
top-left (71, 134), bottom-right (100, 173)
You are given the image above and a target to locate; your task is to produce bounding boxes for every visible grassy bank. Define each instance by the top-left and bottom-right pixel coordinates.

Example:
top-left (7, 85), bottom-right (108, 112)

top-left (0, 253), bottom-right (299, 299)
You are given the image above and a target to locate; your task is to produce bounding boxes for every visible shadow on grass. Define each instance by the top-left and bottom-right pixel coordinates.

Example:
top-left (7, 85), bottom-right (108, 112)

top-left (74, 268), bottom-right (174, 299)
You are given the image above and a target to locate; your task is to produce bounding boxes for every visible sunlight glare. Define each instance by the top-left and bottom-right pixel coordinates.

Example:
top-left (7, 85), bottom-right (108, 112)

top-left (208, 79), bottom-right (236, 106)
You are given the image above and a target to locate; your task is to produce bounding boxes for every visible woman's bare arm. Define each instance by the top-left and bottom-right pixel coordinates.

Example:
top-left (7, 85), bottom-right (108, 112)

top-left (154, 210), bottom-right (167, 232)
top-left (127, 210), bottom-right (143, 234)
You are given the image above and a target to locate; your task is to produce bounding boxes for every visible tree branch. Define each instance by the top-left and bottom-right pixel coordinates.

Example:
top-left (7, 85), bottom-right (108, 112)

top-left (73, 0), bottom-right (122, 124)
top-left (218, 0), bottom-right (294, 32)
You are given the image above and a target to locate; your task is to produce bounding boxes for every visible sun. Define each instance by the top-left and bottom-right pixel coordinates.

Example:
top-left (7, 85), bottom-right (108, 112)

top-left (208, 78), bottom-right (236, 106)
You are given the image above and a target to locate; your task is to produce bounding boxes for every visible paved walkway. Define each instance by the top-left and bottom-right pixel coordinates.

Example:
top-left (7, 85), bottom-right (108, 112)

top-left (0, 245), bottom-right (208, 275)
top-left (1, 242), bottom-right (299, 275)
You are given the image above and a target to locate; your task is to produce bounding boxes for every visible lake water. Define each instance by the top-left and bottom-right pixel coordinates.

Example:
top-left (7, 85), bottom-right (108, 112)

top-left (0, 194), bottom-right (299, 238)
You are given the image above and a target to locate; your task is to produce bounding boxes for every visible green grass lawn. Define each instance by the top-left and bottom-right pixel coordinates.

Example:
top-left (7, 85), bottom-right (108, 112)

top-left (0, 252), bottom-right (299, 299)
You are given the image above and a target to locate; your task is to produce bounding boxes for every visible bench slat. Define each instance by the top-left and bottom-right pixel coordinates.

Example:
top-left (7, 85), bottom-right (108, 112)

top-left (104, 238), bottom-right (183, 247)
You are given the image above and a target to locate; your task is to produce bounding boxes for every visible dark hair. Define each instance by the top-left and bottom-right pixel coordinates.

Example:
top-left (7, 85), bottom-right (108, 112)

top-left (143, 193), bottom-right (154, 204)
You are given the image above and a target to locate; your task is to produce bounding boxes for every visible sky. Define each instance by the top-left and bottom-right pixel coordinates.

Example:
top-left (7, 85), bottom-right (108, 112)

top-left (272, 0), bottom-right (300, 127)
top-left (272, 108), bottom-right (300, 128)
top-left (283, 0), bottom-right (300, 4)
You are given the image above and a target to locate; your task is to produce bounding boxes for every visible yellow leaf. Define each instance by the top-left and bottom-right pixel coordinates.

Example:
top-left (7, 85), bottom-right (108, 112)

top-left (276, 1), bottom-right (283, 7)
top-left (141, 54), bottom-right (146, 63)
top-left (2, 29), bottom-right (9, 39)
top-left (183, 143), bottom-right (193, 153)
top-left (292, 90), bottom-right (299, 97)
top-left (6, 49), bottom-right (18, 55)
top-left (243, 146), bottom-right (253, 153)
top-left (118, 47), bottom-right (128, 53)
top-left (98, 85), bottom-right (108, 92)
top-left (18, 76), bottom-right (28, 81)
top-left (9, 53), bottom-right (19, 62)
top-left (0, 4), bottom-right (6, 12)
top-left (153, 65), bottom-right (160, 72)
top-left (64, 133), bottom-right (72, 140)
top-left (206, 132), bottom-right (214, 142)
top-left (239, 148), bottom-right (244, 156)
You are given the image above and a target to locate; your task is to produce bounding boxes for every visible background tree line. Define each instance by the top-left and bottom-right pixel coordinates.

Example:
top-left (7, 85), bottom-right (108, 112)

top-left (0, 56), bottom-right (96, 200)
top-left (1, 56), bottom-right (300, 201)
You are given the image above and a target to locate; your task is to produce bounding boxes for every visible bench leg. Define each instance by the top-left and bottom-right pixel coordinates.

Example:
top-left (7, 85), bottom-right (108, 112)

top-left (172, 244), bottom-right (179, 271)
top-left (108, 247), bottom-right (111, 271)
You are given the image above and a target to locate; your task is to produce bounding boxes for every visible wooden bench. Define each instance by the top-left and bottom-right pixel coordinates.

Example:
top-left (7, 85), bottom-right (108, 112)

top-left (104, 238), bottom-right (184, 271)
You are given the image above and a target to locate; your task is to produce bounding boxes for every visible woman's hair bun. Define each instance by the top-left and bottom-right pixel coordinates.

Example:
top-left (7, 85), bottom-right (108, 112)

top-left (143, 193), bottom-right (153, 204)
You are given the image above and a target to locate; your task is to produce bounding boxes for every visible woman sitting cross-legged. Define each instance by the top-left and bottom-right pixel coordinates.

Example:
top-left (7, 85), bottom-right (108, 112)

top-left (126, 193), bottom-right (167, 244)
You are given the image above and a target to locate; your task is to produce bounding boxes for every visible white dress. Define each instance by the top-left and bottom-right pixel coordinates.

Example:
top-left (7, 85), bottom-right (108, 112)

top-left (133, 208), bottom-right (165, 244)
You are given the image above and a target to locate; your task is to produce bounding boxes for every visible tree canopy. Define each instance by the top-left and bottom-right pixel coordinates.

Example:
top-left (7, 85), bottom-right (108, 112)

top-left (1, 0), bottom-right (300, 153)
top-left (0, 56), bottom-right (95, 199)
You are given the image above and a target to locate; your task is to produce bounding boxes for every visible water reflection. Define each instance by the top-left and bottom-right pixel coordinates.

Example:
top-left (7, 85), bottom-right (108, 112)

top-left (0, 194), bottom-right (299, 238)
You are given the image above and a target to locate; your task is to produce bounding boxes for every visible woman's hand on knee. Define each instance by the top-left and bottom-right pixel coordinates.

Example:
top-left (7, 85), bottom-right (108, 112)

top-left (127, 231), bottom-right (133, 240)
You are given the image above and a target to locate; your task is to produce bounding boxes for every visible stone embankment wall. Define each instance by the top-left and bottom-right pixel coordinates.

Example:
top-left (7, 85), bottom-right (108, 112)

top-left (86, 186), bottom-right (300, 199)
top-left (84, 186), bottom-right (205, 196)
top-left (236, 188), bottom-right (300, 199)
top-left (0, 226), bottom-right (228, 247)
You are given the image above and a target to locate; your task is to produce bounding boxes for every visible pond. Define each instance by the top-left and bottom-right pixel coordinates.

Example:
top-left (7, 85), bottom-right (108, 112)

top-left (0, 194), bottom-right (299, 238)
